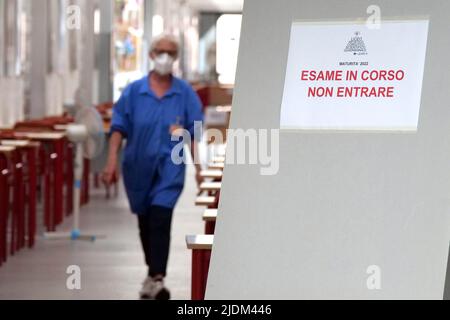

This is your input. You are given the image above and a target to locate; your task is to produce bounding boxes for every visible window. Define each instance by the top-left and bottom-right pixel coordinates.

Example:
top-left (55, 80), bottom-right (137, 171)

top-left (216, 14), bottom-right (242, 85)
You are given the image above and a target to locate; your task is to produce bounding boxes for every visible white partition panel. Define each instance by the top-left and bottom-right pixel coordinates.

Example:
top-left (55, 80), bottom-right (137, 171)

top-left (207, 0), bottom-right (450, 300)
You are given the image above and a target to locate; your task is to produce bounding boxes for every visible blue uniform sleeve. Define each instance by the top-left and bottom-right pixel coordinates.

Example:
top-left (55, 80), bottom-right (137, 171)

top-left (185, 87), bottom-right (204, 142)
top-left (110, 86), bottom-right (131, 138)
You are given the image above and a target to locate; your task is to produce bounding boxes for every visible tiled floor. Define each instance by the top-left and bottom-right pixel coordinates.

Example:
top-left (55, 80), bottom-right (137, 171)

top-left (0, 164), bottom-right (204, 300)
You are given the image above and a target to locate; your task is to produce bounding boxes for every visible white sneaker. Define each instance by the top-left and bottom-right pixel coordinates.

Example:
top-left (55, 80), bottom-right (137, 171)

top-left (140, 277), bottom-right (155, 300)
top-left (151, 279), bottom-right (171, 300)
top-left (139, 277), bottom-right (171, 300)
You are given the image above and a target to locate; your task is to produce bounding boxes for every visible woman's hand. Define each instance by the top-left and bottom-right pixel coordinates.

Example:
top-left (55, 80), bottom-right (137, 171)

top-left (102, 161), bottom-right (119, 186)
top-left (103, 132), bottom-right (123, 187)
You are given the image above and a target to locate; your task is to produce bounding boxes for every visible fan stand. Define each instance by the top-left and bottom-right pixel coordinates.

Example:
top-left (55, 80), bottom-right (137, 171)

top-left (44, 125), bottom-right (106, 242)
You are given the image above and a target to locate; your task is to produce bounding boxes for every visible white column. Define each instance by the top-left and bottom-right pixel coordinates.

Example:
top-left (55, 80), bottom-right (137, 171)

top-left (97, 0), bottom-right (113, 103)
top-left (78, 0), bottom-right (95, 107)
top-left (0, 0), bottom-right (5, 127)
top-left (0, 0), bottom-right (5, 77)
top-left (29, 0), bottom-right (48, 119)
top-left (141, 0), bottom-right (154, 74)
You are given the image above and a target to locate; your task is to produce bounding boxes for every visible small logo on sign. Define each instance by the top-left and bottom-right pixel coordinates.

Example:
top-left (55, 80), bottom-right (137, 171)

top-left (345, 32), bottom-right (368, 56)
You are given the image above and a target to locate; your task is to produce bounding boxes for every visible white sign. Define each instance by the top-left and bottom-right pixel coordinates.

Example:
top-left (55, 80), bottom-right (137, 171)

top-left (280, 20), bottom-right (429, 131)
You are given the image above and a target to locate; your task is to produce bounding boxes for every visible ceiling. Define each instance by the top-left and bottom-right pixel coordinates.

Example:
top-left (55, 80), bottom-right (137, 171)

top-left (186, 0), bottom-right (244, 13)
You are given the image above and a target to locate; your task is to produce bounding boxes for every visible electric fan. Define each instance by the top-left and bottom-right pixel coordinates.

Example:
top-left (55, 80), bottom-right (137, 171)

top-left (45, 106), bottom-right (106, 241)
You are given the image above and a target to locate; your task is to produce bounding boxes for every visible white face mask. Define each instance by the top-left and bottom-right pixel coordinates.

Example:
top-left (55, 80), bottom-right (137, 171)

top-left (153, 53), bottom-right (175, 76)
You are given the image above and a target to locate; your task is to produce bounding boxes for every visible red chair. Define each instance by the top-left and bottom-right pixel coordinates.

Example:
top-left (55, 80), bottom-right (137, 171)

top-left (42, 138), bottom-right (63, 232)
top-left (22, 142), bottom-right (39, 248)
top-left (10, 148), bottom-right (25, 254)
top-left (186, 235), bottom-right (214, 300)
top-left (0, 153), bottom-right (9, 266)
top-left (13, 132), bottom-right (69, 231)
top-left (4, 133), bottom-right (59, 233)
top-left (0, 146), bottom-right (24, 258)
top-left (15, 118), bottom-right (77, 225)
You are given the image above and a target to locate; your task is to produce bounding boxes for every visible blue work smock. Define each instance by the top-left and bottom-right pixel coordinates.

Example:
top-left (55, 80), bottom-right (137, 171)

top-left (110, 73), bottom-right (204, 214)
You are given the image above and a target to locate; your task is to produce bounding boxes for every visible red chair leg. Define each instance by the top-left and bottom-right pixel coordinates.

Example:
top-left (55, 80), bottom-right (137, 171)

top-left (66, 143), bottom-right (74, 216)
top-left (203, 250), bottom-right (212, 298)
top-left (27, 148), bottom-right (37, 248)
top-left (192, 250), bottom-right (204, 300)
top-left (53, 140), bottom-right (64, 226)
top-left (18, 171), bottom-right (25, 250)
top-left (11, 150), bottom-right (25, 253)
top-left (191, 249), bottom-right (212, 300)
top-left (82, 158), bottom-right (90, 205)
top-left (0, 155), bottom-right (8, 265)
top-left (44, 164), bottom-right (53, 232)
top-left (205, 221), bottom-right (216, 235)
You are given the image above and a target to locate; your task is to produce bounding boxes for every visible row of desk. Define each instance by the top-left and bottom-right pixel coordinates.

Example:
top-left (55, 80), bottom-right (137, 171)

top-left (0, 123), bottom-right (90, 267)
top-left (0, 102), bottom-right (115, 268)
top-left (186, 149), bottom-right (226, 300)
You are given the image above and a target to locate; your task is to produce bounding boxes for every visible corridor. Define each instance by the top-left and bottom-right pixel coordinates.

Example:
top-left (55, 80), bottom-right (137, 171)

top-left (0, 164), bottom-right (203, 300)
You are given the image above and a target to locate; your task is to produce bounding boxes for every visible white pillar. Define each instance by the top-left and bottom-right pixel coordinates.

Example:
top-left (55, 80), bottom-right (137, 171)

top-left (0, 0), bottom-right (4, 79)
top-left (0, 0), bottom-right (6, 127)
top-left (142, 0), bottom-right (154, 74)
top-left (97, 0), bottom-right (113, 103)
top-left (78, 0), bottom-right (95, 107)
top-left (29, 0), bottom-right (48, 119)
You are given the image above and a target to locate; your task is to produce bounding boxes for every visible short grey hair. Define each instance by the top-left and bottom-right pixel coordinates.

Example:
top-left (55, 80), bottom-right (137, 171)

top-left (150, 33), bottom-right (180, 54)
